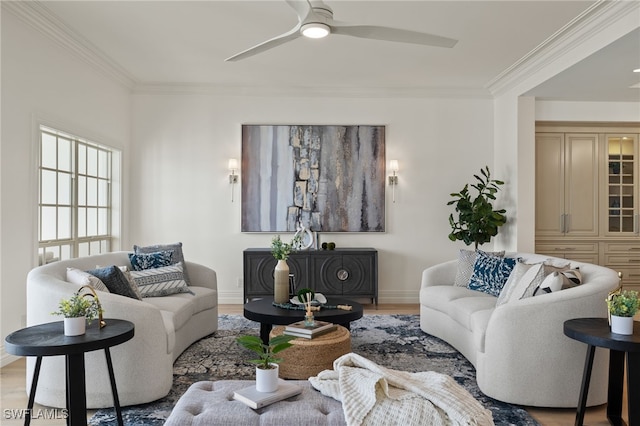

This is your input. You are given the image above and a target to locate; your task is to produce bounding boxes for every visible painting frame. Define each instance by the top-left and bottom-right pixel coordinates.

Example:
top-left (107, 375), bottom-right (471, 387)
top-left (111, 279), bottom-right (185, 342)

top-left (241, 124), bottom-right (386, 233)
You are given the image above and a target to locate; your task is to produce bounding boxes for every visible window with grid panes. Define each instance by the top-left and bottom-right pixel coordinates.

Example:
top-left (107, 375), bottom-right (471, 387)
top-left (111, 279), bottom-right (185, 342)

top-left (38, 126), bottom-right (119, 264)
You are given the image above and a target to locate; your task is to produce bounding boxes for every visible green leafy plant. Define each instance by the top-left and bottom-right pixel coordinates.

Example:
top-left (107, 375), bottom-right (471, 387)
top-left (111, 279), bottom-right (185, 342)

top-left (236, 334), bottom-right (296, 370)
top-left (52, 291), bottom-right (103, 323)
top-left (447, 166), bottom-right (507, 249)
top-left (607, 290), bottom-right (639, 317)
top-left (271, 235), bottom-right (301, 260)
top-left (297, 288), bottom-right (315, 303)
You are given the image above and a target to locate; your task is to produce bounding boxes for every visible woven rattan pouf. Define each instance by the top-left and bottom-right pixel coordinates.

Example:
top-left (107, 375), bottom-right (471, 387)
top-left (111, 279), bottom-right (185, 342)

top-left (270, 325), bottom-right (351, 379)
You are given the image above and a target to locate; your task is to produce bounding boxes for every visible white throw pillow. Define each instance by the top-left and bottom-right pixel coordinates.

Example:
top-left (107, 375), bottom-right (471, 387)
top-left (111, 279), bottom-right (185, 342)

top-left (497, 262), bottom-right (530, 306)
top-left (66, 267), bottom-right (110, 292)
top-left (500, 263), bottom-right (545, 304)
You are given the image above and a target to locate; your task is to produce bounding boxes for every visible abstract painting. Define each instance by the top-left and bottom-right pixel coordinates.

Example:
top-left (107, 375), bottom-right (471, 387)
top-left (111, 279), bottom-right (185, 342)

top-left (241, 125), bottom-right (385, 232)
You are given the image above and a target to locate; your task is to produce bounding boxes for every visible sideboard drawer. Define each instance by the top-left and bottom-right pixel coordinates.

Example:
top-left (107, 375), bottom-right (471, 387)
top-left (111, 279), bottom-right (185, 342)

top-left (535, 242), bottom-right (599, 253)
top-left (602, 242), bottom-right (640, 254)
top-left (603, 254), bottom-right (640, 266)
top-left (535, 240), bottom-right (599, 264)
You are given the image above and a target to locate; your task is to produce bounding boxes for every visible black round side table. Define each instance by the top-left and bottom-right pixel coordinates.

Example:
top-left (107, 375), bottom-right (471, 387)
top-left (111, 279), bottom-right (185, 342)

top-left (244, 297), bottom-right (363, 344)
top-left (5, 319), bottom-right (134, 426)
top-left (564, 317), bottom-right (639, 426)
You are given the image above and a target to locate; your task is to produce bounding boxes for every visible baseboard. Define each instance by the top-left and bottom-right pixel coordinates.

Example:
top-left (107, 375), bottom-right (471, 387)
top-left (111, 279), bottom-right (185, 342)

top-left (1, 342), bottom-right (20, 368)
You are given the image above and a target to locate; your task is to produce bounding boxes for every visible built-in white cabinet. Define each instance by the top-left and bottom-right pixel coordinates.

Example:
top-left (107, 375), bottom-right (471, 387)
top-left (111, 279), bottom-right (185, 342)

top-left (535, 133), bottom-right (599, 238)
top-left (535, 124), bottom-right (640, 293)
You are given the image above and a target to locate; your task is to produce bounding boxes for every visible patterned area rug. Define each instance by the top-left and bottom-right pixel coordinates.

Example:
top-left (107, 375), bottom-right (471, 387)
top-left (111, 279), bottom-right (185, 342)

top-left (89, 314), bottom-right (539, 425)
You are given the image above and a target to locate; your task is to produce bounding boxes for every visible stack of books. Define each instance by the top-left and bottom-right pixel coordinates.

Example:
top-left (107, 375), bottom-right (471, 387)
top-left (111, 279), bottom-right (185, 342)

top-left (283, 320), bottom-right (337, 339)
top-left (233, 380), bottom-right (302, 409)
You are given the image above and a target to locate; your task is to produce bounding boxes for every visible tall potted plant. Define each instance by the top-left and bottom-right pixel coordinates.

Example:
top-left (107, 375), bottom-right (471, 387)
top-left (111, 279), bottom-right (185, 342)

top-left (236, 334), bottom-right (296, 392)
top-left (447, 166), bottom-right (507, 249)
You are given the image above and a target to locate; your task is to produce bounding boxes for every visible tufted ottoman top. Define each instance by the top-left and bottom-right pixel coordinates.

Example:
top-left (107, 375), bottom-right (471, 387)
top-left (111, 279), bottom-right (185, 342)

top-left (165, 380), bottom-right (346, 426)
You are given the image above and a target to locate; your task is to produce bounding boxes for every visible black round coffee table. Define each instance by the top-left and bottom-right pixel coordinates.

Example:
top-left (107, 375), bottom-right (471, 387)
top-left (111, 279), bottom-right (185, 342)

top-left (5, 319), bottom-right (134, 426)
top-left (244, 297), bottom-right (363, 344)
top-left (564, 317), bottom-right (639, 426)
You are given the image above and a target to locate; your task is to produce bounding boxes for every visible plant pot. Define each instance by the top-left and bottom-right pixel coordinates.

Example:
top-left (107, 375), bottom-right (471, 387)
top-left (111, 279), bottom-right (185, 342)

top-left (64, 316), bottom-right (86, 336)
top-left (610, 315), bottom-right (634, 335)
top-left (274, 260), bottom-right (290, 304)
top-left (255, 363), bottom-right (279, 393)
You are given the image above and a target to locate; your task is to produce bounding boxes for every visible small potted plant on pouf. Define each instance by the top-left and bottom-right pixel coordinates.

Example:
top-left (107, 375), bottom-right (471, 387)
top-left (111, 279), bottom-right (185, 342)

top-left (52, 286), bottom-right (104, 336)
top-left (606, 289), bottom-right (639, 335)
top-left (236, 334), bottom-right (296, 392)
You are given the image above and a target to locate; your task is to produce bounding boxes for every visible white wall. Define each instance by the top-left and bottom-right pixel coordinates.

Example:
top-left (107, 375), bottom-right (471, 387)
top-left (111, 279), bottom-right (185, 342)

top-left (1, 11), bottom-right (131, 365)
top-left (536, 101), bottom-right (640, 122)
top-left (130, 93), bottom-right (495, 304)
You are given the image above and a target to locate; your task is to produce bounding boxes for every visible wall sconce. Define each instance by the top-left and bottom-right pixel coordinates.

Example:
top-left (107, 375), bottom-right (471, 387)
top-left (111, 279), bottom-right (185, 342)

top-left (388, 160), bottom-right (399, 203)
top-left (228, 158), bottom-right (239, 202)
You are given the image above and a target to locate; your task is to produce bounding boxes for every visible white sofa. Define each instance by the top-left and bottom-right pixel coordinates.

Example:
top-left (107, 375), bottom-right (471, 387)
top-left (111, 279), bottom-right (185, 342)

top-left (25, 251), bottom-right (218, 408)
top-left (420, 252), bottom-right (619, 408)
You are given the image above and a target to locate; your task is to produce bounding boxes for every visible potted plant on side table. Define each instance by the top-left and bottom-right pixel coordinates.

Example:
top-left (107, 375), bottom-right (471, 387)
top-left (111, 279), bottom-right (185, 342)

top-left (236, 334), bottom-right (296, 392)
top-left (52, 285), bottom-right (104, 336)
top-left (606, 289), bottom-right (639, 335)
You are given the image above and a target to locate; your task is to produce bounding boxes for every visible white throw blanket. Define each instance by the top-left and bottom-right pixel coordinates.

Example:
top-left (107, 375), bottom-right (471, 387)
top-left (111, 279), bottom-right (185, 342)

top-left (308, 353), bottom-right (494, 426)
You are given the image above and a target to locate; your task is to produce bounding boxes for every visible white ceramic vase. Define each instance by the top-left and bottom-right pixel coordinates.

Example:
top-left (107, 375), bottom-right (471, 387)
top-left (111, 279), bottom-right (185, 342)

top-left (64, 316), bottom-right (86, 336)
top-left (610, 315), bottom-right (634, 335)
top-left (274, 260), bottom-right (290, 304)
top-left (255, 363), bottom-right (279, 393)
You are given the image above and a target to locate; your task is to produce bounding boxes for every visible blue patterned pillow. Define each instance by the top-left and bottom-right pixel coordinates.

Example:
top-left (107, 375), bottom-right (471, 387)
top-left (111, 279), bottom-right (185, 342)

top-left (134, 242), bottom-right (191, 285)
top-left (128, 250), bottom-right (173, 271)
top-left (86, 265), bottom-right (141, 300)
top-left (467, 250), bottom-right (516, 297)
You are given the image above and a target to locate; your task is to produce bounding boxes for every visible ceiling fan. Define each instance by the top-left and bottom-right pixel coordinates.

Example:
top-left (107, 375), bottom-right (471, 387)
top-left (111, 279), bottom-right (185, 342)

top-left (225, 0), bottom-right (458, 62)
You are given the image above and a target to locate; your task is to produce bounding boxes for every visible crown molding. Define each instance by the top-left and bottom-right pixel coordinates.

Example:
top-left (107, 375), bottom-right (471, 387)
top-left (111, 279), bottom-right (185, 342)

top-left (2, 0), bottom-right (137, 90)
top-left (132, 83), bottom-right (493, 99)
top-left (486, 0), bottom-right (639, 97)
top-left (1, 1), bottom-right (490, 99)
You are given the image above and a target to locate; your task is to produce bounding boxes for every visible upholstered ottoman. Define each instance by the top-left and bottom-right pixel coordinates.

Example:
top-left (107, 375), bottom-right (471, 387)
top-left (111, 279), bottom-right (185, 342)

top-left (164, 380), bottom-right (345, 425)
top-left (270, 325), bottom-right (351, 379)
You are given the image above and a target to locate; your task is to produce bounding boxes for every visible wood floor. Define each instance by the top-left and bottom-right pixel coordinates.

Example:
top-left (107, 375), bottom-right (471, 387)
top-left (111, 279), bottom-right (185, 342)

top-left (1, 304), bottom-right (628, 425)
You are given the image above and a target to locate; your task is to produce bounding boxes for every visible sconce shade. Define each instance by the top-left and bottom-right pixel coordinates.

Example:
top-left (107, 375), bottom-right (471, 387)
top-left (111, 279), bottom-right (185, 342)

top-left (389, 160), bottom-right (399, 172)
top-left (228, 158), bottom-right (238, 170)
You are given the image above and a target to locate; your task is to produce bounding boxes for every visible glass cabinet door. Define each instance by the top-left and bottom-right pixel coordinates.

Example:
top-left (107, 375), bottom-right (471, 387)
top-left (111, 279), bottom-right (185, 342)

top-left (607, 134), bottom-right (638, 234)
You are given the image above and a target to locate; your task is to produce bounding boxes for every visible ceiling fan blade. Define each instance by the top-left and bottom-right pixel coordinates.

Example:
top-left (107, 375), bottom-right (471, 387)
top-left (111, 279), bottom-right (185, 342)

top-left (331, 24), bottom-right (457, 48)
top-left (286, 0), bottom-right (313, 23)
top-left (225, 25), bottom-right (302, 62)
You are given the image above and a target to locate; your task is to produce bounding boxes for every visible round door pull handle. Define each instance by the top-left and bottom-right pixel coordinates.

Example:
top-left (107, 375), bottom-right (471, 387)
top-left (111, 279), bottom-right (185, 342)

top-left (337, 269), bottom-right (349, 281)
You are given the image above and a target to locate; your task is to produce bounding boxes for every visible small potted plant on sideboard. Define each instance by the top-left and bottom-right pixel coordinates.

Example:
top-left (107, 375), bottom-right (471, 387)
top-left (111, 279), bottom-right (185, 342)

top-left (271, 235), bottom-right (300, 304)
top-left (606, 289), bottom-right (639, 335)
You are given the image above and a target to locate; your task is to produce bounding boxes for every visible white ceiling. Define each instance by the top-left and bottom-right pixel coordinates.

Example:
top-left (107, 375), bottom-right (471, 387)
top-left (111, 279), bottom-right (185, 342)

top-left (23, 1), bottom-right (640, 101)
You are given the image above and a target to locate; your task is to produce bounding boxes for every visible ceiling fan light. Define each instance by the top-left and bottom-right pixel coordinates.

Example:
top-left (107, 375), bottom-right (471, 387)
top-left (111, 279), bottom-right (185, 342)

top-left (301, 23), bottom-right (330, 39)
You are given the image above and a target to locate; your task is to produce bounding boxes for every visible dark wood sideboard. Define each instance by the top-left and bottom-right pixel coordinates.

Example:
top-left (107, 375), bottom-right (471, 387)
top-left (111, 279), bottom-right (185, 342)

top-left (243, 248), bottom-right (378, 306)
